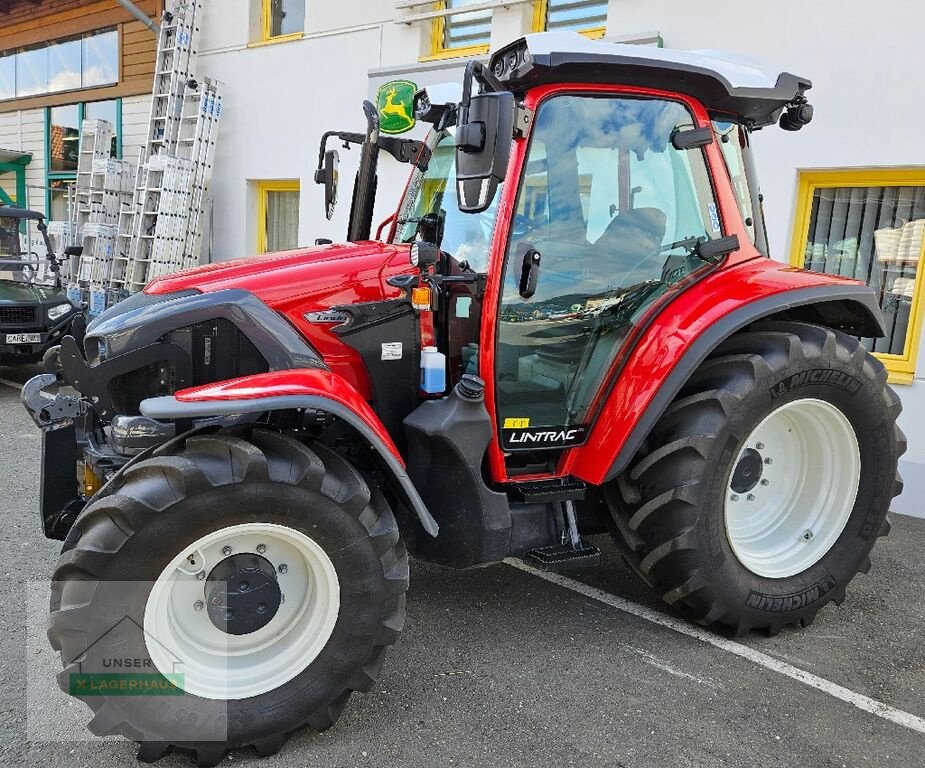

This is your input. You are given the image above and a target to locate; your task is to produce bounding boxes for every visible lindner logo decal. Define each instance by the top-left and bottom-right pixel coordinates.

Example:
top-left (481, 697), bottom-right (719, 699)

top-left (502, 424), bottom-right (589, 450)
top-left (305, 310), bottom-right (351, 324)
top-left (377, 80), bottom-right (417, 135)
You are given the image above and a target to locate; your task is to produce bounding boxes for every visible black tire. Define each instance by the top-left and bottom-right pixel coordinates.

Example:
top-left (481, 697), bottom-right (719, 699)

top-left (605, 321), bottom-right (905, 636)
top-left (48, 428), bottom-right (408, 766)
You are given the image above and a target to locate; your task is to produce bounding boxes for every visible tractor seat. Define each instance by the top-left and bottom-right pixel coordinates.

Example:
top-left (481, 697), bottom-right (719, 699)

top-left (594, 207), bottom-right (668, 274)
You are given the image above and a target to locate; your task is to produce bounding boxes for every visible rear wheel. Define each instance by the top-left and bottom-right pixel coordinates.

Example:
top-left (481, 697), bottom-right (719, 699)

top-left (48, 428), bottom-right (408, 765)
top-left (606, 321), bottom-right (905, 635)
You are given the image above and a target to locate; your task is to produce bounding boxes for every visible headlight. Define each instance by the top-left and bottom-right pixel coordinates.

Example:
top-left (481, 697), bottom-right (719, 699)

top-left (47, 303), bottom-right (73, 321)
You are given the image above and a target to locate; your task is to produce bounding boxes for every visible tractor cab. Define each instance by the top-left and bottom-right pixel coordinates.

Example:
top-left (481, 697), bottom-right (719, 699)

top-left (365, 33), bottom-right (813, 477)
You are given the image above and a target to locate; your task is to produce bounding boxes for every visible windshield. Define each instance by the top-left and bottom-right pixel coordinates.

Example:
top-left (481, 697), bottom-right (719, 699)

top-left (0, 216), bottom-right (56, 286)
top-left (393, 130), bottom-right (501, 273)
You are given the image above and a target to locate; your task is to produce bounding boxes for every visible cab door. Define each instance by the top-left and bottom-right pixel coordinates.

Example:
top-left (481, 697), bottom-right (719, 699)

top-left (491, 92), bottom-right (722, 476)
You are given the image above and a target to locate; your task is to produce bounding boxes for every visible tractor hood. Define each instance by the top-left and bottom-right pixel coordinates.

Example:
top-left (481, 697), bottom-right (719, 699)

top-left (146, 240), bottom-right (414, 312)
top-left (143, 241), bottom-right (417, 400)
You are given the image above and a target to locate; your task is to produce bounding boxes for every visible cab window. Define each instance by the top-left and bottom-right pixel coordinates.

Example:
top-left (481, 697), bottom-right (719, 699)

top-left (496, 95), bottom-right (720, 449)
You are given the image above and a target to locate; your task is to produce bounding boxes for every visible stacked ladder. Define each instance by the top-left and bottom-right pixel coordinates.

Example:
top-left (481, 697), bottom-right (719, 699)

top-left (66, 119), bottom-right (116, 306)
top-left (110, 0), bottom-right (222, 305)
top-left (43, 0), bottom-right (221, 314)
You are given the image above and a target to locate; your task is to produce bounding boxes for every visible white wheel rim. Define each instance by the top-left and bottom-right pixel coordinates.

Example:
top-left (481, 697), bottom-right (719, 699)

top-left (724, 397), bottom-right (861, 579)
top-left (144, 522), bottom-right (340, 700)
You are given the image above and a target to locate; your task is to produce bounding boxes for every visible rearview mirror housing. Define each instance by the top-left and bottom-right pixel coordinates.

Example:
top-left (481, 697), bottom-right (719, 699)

top-left (455, 91), bottom-right (515, 214)
top-left (313, 149), bottom-right (339, 220)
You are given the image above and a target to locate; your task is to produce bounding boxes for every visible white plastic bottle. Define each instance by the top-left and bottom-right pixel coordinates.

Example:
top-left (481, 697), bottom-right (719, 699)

top-left (420, 346), bottom-right (447, 394)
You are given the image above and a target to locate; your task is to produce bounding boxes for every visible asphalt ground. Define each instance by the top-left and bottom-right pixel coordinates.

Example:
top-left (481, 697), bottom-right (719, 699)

top-left (1, 361), bottom-right (924, 768)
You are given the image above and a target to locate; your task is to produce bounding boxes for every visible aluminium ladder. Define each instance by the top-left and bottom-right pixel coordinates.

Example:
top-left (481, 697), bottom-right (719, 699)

top-left (111, 0), bottom-right (222, 304)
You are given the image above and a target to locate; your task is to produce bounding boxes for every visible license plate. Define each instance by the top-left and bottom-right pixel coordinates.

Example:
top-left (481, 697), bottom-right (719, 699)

top-left (5, 333), bottom-right (41, 344)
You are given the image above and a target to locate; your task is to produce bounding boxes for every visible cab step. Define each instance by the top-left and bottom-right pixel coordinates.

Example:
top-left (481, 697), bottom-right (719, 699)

top-left (521, 542), bottom-right (601, 571)
top-left (512, 477), bottom-right (587, 503)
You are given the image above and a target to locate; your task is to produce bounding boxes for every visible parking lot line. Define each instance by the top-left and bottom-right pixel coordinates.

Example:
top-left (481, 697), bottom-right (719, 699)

top-left (0, 378), bottom-right (21, 390)
top-left (506, 558), bottom-right (925, 736)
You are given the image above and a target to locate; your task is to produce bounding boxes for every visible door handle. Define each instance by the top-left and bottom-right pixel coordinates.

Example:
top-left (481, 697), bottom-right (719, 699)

top-left (519, 247), bottom-right (541, 299)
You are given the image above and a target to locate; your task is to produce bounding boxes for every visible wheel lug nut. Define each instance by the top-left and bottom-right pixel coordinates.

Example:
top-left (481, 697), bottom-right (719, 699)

top-left (194, 600), bottom-right (204, 612)
top-left (222, 545), bottom-right (232, 556)
top-left (764, 457), bottom-right (773, 465)
top-left (746, 494), bottom-right (755, 501)
top-left (755, 442), bottom-right (765, 450)
top-left (278, 564), bottom-right (288, 574)
top-left (196, 571), bottom-right (205, 581)
top-left (730, 494), bottom-right (739, 502)
top-left (760, 478), bottom-right (769, 486)
top-left (802, 529), bottom-right (813, 541)
top-left (256, 544), bottom-right (267, 554)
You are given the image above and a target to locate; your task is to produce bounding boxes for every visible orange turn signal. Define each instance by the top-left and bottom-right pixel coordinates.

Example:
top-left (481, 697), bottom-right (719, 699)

top-left (411, 286), bottom-right (432, 311)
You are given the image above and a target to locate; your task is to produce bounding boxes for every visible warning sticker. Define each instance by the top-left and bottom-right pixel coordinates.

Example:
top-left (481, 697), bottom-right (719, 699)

top-left (503, 417), bottom-right (531, 428)
top-left (381, 342), bottom-right (403, 361)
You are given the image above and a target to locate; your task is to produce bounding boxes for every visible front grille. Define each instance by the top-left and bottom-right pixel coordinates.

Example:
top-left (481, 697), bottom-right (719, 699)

top-left (0, 305), bottom-right (39, 326)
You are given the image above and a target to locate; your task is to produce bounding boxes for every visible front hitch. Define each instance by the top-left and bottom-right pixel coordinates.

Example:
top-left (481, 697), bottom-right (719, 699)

top-left (21, 372), bottom-right (83, 431)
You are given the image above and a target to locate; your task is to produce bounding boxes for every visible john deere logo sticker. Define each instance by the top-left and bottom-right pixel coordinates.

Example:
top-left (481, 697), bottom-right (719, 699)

top-left (377, 80), bottom-right (416, 135)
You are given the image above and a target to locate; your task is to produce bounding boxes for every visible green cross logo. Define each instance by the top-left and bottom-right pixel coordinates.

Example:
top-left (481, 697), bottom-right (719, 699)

top-left (377, 80), bottom-right (417, 135)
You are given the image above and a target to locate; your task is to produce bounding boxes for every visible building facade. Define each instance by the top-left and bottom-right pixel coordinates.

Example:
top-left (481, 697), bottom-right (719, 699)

top-left (1, 0), bottom-right (923, 513)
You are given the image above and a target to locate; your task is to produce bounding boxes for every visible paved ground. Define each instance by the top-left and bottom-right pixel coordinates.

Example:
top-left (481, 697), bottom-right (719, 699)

top-left (1, 362), bottom-right (924, 768)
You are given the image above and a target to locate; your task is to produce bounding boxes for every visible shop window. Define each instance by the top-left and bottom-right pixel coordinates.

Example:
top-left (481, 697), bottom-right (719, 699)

top-left (45, 99), bottom-right (122, 221)
top-left (534, 0), bottom-right (608, 38)
top-left (0, 55), bottom-right (13, 101)
top-left (262, 0), bottom-right (305, 41)
top-left (81, 29), bottom-right (119, 88)
top-left (431, 0), bottom-right (492, 59)
top-left (257, 181), bottom-right (300, 253)
top-left (791, 169), bottom-right (925, 384)
top-left (1, 29), bottom-right (118, 102)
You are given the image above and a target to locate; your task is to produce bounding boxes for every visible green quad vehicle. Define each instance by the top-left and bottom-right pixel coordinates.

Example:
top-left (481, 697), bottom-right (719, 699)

top-left (0, 206), bottom-right (80, 365)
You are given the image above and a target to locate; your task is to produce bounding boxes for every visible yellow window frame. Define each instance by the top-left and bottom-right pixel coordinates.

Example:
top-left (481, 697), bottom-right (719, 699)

top-left (531, 0), bottom-right (607, 38)
top-left (258, 0), bottom-right (304, 44)
top-left (256, 180), bottom-right (300, 255)
top-left (789, 167), bottom-right (925, 385)
top-left (424, 3), bottom-right (491, 62)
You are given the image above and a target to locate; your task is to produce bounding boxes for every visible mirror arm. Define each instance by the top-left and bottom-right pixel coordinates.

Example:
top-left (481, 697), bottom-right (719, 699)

top-left (314, 130), bottom-right (364, 182)
top-left (377, 136), bottom-right (432, 170)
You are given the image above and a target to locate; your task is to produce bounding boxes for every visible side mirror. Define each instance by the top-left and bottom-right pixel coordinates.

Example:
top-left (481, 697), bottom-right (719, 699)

top-left (455, 91), bottom-right (515, 213)
top-left (417, 210), bottom-right (445, 247)
top-left (313, 149), bottom-right (339, 220)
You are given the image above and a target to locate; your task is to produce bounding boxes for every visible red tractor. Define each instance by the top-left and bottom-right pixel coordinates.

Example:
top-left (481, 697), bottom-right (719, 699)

top-left (24, 32), bottom-right (904, 765)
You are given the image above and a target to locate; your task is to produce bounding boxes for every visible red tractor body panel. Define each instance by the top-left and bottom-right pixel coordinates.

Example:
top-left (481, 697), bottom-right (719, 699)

top-left (173, 368), bottom-right (404, 463)
top-left (561, 257), bottom-right (870, 485)
top-left (147, 241), bottom-right (416, 399)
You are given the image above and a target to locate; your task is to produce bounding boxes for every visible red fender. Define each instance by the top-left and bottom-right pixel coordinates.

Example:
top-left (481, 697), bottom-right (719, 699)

top-left (173, 368), bottom-right (402, 463)
top-left (141, 368), bottom-right (441, 536)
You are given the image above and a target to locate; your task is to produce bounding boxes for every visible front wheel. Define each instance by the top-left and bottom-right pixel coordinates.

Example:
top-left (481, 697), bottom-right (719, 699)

top-left (48, 429), bottom-right (408, 765)
top-left (606, 321), bottom-right (905, 635)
